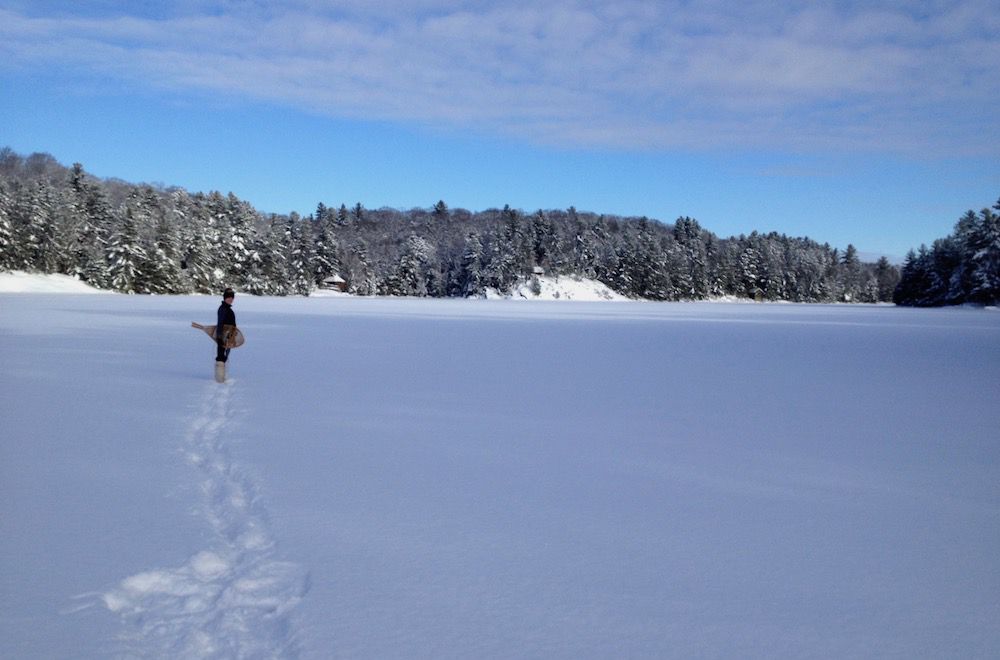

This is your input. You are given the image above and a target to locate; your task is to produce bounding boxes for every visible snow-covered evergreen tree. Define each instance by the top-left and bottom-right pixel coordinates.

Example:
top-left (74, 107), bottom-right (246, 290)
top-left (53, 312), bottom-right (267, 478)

top-left (944, 210), bottom-right (979, 302)
top-left (673, 217), bottom-right (709, 299)
top-left (706, 238), bottom-right (736, 297)
top-left (71, 171), bottom-right (113, 288)
top-left (968, 205), bottom-right (1000, 304)
top-left (0, 181), bottom-right (16, 270)
top-left (841, 244), bottom-right (862, 302)
top-left (242, 233), bottom-right (269, 296)
top-left (255, 218), bottom-right (284, 295)
top-left (336, 204), bottom-right (350, 227)
top-left (738, 238), bottom-right (762, 300)
top-left (458, 231), bottom-right (485, 297)
top-left (875, 256), bottom-right (898, 302)
top-left (484, 213), bottom-right (519, 293)
top-left (351, 203), bottom-right (365, 224)
top-left (203, 191), bottom-right (231, 283)
top-left (144, 212), bottom-right (185, 294)
top-left (531, 209), bottom-right (556, 270)
top-left (13, 180), bottom-right (58, 272)
top-left (288, 214), bottom-right (314, 295)
top-left (637, 219), bottom-right (672, 300)
top-left (106, 207), bottom-right (146, 293)
top-left (341, 238), bottom-right (376, 295)
top-left (759, 235), bottom-right (787, 301)
top-left (127, 187), bottom-right (163, 293)
top-left (312, 212), bottom-right (341, 285)
top-left (893, 249), bottom-right (920, 305)
top-left (225, 194), bottom-right (257, 289)
top-left (393, 234), bottom-right (436, 297)
top-left (566, 209), bottom-right (599, 279)
top-left (186, 221), bottom-right (217, 293)
top-left (50, 189), bottom-right (80, 277)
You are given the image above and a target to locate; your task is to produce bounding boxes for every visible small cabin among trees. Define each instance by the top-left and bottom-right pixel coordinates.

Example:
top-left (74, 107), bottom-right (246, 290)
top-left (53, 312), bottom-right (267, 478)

top-left (320, 274), bottom-right (347, 292)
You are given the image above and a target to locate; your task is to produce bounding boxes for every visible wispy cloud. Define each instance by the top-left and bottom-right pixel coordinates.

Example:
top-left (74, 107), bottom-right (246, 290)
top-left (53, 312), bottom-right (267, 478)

top-left (2, 1), bottom-right (997, 155)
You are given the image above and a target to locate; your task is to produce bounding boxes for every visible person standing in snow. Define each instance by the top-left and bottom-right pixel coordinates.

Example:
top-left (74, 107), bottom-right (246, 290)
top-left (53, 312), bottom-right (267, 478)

top-left (216, 288), bottom-right (237, 365)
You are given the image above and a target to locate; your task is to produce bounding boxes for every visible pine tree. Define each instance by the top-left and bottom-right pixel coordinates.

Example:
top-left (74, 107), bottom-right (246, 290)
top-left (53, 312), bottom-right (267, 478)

top-left (71, 172), bottom-right (114, 288)
top-left (183, 217), bottom-right (217, 293)
top-left (841, 244), bottom-right (862, 302)
top-left (626, 219), bottom-right (671, 300)
top-left (145, 213), bottom-right (184, 293)
top-left (705, 237), bottom-right (733, 297)
top-left (336, 204), bottom-right (350, 227)
top-left (943, 210), bottom-right (979, 301)
top-left (968, 205), bottom-right (1000, 304)
top-left (242, 233), bottom-right (269, 295)
top-left (585, 217), bottom-right (624, 295)
top-left (261, 217), bottom-right (291, 295)
top-left (106, 207), bottom-right (146, 293)
top-left (509, 207), bottom-right (535, 277)
top-left (531, 209), bottom-right (556, 270)
top-left (0, 181), bottom-right (16, 270)
top-left (458, 231), bottom-right (485, 297)
top-left (344, 238), bottom-right (377, 295)
top-left (673, 217), bottom-right (709, 298)
top-left (127, 187), bottom-right (167, 293)
top-left (875, 256), bottom-right (899, 302)
top-left (226, 193), bottom-right (257, 289)
top-left (893, 249), bottom-right (919, 305)
top-left (929, 237), bottom-right (963, 305)
top-left (288, 214), bottom-right (315, 295)
top-left (50, 189), bottom-right (80, 277)
top-left (738, 237), bottom-right (762, 300)
top-left (484, 218), bottom-right (518, 293)
top-left (894, 245), bottom-right (942, 306)
top-left (14, 181), bottom-right (58, 272)
top-left (760, 234), bottom-right (787, 301)
top-left (567, 208), bottom-right (598, 279)
top-left (204, 191), bottom-right (232, 280)
top-left (393, 234), bottom-right (436, 296)
top-left (391, 237), bottom-right (415, 296)
top-left (313, 213), bottom-right (341, 285)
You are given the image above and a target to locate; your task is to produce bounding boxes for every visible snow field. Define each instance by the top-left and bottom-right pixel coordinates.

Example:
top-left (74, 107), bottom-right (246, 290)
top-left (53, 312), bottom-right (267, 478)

top-left (1, 289), bottom-right (999, 658)
top-left (100, 382), bottom-right (308, 658)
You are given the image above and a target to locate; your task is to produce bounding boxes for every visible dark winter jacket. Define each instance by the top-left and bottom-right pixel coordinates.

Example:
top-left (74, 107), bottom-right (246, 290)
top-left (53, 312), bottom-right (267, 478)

top-left (216, 301), bottom-right (236, 343)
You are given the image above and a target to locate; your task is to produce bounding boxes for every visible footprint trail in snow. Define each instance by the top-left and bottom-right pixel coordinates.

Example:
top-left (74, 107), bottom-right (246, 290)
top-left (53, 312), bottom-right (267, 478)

top-left (101, 382), bottom-right (309, 658)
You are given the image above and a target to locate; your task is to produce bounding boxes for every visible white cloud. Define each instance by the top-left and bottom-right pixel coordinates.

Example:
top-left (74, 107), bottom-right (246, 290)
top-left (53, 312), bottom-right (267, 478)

top-left (1, 1), bottom-right (997, 155)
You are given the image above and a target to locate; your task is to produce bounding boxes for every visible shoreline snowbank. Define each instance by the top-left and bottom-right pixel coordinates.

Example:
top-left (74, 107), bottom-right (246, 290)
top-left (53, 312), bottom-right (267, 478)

top-left (0, 272), bottom-right (112, 294)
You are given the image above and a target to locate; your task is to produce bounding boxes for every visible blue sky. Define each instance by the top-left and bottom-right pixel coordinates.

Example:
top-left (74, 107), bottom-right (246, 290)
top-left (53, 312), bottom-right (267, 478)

top-left (2, 1), bottom-right (998, 259)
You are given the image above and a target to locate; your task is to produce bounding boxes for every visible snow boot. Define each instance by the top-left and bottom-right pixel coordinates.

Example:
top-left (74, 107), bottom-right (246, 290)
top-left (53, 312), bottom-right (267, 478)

top-left (215, 360), bottom-right (226, 383)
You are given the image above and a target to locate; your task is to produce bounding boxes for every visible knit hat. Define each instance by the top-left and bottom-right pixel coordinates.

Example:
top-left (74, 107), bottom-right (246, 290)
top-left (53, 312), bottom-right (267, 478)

top-left (223, 288), bottom-right (235, 300)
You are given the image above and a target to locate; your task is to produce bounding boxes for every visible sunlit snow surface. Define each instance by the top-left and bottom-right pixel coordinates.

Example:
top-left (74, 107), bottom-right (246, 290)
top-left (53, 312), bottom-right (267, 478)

top-left (1, 289), bottom-right (998, 658)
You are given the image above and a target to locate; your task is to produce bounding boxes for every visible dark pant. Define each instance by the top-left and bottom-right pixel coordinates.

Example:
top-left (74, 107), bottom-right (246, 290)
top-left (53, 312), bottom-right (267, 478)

top-left (216, 341), bottom-right (230, 363)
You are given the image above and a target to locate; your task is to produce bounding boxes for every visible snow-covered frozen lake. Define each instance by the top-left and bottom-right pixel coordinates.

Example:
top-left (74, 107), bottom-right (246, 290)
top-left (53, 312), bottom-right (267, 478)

top-left (1, 292), bottom-right (998, 658)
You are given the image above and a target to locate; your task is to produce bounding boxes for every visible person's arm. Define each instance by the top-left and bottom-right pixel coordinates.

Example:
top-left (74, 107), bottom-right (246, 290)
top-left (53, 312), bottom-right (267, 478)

top-left (216, 306), bottom-right (226, 343)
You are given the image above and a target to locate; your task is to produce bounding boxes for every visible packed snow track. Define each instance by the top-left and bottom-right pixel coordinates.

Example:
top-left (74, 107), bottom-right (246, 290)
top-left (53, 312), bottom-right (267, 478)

top-left (100, 382), bottom-right (309, 658)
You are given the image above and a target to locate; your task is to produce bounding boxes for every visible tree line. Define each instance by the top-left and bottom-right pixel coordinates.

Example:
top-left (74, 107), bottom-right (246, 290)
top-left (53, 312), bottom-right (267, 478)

top-left (893, 201), bottom-right (1000, 306)
top-left (0, 148), bottom-right (907, 303)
